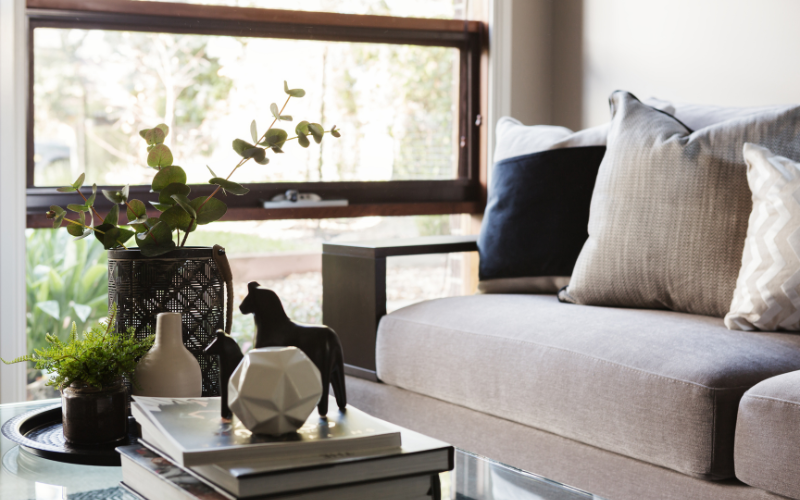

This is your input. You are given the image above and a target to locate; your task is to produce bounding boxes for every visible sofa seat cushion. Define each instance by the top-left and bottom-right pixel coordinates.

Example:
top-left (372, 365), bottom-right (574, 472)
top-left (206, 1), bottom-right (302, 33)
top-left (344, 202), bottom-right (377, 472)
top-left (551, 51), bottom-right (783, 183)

top-left (376, 294), bottom-right (800, 480)
top-left (735, 370), bottom-right (800, 499)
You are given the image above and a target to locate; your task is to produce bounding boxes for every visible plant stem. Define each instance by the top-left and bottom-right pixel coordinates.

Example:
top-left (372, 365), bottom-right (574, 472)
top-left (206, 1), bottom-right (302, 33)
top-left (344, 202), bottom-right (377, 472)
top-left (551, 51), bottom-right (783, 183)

top-left (180, 220), bottom-right (193, 247)
top-left (196, 96), bottom-right (293, 214)
top-left (63, 217), bottom-right (129, 250)
top-left (77, 190), bottom-right (105, 225)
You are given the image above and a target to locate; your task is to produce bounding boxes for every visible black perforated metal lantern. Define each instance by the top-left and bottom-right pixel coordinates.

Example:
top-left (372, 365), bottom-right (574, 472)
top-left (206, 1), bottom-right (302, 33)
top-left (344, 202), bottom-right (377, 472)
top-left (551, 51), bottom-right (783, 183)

top-left (107, 247), bottom-right (232, 397)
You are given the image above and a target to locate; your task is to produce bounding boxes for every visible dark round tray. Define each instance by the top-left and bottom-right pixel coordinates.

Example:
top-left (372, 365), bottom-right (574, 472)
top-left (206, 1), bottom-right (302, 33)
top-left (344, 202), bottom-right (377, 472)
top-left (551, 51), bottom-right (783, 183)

top-left (1, 403), bottom-right (138, 466)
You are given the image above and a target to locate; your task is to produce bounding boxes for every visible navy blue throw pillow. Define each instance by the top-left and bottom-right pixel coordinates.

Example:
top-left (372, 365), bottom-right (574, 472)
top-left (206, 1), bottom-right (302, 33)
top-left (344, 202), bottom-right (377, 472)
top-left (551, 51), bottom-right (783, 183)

top-left (478, 146), bottom-right (605, 292)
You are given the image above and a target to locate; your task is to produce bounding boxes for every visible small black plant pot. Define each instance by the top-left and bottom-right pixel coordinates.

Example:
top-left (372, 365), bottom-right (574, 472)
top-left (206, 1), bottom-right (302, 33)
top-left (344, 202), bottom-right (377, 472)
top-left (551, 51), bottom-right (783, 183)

top-left (61, 378), bottom-right (127, 445)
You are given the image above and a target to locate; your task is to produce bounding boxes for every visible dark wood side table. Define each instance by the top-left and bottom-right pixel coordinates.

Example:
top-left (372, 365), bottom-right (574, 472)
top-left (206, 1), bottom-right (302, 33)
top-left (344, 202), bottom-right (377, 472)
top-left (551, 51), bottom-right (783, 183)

top-left (322, 235), bottom-right (478, 381)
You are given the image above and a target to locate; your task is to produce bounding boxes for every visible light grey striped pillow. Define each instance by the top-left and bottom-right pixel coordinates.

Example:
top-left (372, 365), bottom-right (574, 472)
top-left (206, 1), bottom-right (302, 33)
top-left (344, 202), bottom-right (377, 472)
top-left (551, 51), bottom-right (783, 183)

top-left (561, 92), bottom-right (800, 318)
top-left (726, 144), bottom-right (800, 331)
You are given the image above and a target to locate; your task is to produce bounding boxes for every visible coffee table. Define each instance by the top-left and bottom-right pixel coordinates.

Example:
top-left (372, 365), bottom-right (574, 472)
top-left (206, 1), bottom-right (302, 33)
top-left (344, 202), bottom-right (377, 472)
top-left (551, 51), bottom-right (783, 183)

top-left (0, 400), bottom-right (598, 500)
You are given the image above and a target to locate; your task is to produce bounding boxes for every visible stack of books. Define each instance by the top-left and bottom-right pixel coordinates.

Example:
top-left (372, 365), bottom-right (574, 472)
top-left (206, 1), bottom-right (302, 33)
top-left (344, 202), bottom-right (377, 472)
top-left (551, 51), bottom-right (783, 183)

top-left (119, 396), bottom-right (453, 500)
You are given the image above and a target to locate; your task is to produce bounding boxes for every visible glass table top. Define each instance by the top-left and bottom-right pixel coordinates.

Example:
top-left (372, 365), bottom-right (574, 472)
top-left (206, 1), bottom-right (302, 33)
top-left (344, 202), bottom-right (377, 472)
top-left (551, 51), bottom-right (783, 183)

top-left (0, 400), bottom-right (599, 500)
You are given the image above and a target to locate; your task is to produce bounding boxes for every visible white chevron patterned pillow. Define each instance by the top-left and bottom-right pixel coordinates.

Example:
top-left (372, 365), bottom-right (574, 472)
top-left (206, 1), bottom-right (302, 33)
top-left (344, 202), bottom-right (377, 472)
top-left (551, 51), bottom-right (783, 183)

top-left (726, 143), bottom-right (800, 331)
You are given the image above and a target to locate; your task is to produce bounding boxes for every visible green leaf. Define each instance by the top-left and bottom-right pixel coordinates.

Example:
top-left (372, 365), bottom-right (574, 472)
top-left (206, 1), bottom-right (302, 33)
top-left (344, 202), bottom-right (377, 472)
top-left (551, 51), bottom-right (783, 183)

top-left (136, 221), bottom-right (176, 257)
top-left (206, 165), bottom-right (218, 178)
top-left (149, 201), bottom-right (172, 212)
top-left (139, 128), bottom-right (150, 140)
top-left (190, 196), bottom-right (227, 225)
top-left (232, 139), bottom-right (254, 157)
top-left (209, 177), bottom-right (250, 195)
top-left (295, 121), bottom-right (310, 135)
top-left (74, 225), bottom-right (93, 241)
top-left (242, 147), bottom-right (263, 159)
top-left (56, 185), bottom-right (77, 193)
top-left (72, 173), bottom-right (85, 189)
top-left (308, 123), bottom-right (324, 144)
top-left (151, 165), bottom-right (187, 192)
top-left (104, 204), bottom-right (119, 226)
top-left (158, 182), bottom-right (192, 205)
top-left (255, 155), bottom-right (269, 165)
top-left (261, 128), bottom-right (288, 149)
top-left (49, 205), bottom-right (66, 228)
top-left (66, 212), bottom-right (85, 237)
top-left (126, 199), bottom-right (147, 222)
top-left (147, 144), bottom-right (173, 168)
top-left (170, 193), bottom-right (197, 218)
top-left (36, 300), bottom-right (60, 320)
top-left (331, 125), bottom-right (341, 138)
top-left (155, 123), bottom-right (169, 137)
top-left (160, 205), bottom-right (196, 232)
top-left (250, 120), bottom-right (258, 143)
top-left (102, 188), bottom-right (127, 204)
top-left (270, 103), bottom-right (280, 120)
top-left (86, 184), bottom-right (97, 206)
top-left (131, 217), bottom-right (159, 234)
top-left (279, 115), bottom-right (292, 122)
top-left (297, 134), bottom-right (310, 148)
top-left (72, 303), bottom-right (92, 322)
top-left (144, 127), bottom-right (165, 145)
top-left (67, 204), bottom-right (88, 213)
top-left (284, 81), bottom-right (306, 98)
top-left (94, 224), bottom-right (123, 250)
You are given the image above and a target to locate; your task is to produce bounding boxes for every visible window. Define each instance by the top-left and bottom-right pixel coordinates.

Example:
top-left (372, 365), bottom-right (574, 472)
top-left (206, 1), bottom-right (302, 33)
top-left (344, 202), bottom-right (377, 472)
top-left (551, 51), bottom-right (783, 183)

top-left (26, 0), bottom-right (486, 227)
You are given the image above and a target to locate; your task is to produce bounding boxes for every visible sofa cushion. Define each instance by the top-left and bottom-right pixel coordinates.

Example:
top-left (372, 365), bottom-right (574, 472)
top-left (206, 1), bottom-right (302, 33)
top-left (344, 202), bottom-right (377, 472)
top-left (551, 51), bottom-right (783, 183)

top-left (735, 370), bottom-right (800, 499)
top-left (376, 294), bottom-right (800, 479)
top-left (478, 146), bottom-right (605, 294)
top-left (561, 91), bottom-right (800, 318)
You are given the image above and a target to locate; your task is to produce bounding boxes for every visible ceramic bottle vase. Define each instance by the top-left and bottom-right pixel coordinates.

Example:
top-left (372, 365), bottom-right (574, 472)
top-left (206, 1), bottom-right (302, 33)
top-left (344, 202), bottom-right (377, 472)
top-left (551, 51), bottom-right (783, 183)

top-left (133, 312), bottom-right (202, 397)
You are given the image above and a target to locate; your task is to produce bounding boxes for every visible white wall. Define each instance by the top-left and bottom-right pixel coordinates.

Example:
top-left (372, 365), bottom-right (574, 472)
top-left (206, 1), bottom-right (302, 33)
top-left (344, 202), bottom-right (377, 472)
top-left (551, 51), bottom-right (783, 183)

top-left (575, 0), bottom-right (800, 127)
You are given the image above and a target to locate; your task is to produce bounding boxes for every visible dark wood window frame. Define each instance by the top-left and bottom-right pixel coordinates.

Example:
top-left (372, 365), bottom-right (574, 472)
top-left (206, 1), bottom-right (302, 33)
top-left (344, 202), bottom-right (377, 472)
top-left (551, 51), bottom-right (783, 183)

top-left (25, 0), bottom-right (487, 228)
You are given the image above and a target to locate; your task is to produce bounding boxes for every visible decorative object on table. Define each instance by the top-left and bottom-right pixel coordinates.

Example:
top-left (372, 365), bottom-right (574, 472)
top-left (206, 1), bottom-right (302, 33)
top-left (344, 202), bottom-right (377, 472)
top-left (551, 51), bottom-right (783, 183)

top-left (1, 306), bottom-right (153, 446)
top-left (241, 281), bottom-right (347, 416)
top-left (726, 143), bottom-right (800, 331)
top-left (1, 404), bottom-right (139, 466)
top-left (228, 347), bottom-right (323, 435)
top-left (131, 396), bottom-right (401, 467)
top-left (202, 329), bottom-right (244, 419)
top-left (43, 81), bottom-right (340, 397)
top-left (133, 312), bottom-right (202, 397)
top-left (117, 445), bottom-right (439, 500)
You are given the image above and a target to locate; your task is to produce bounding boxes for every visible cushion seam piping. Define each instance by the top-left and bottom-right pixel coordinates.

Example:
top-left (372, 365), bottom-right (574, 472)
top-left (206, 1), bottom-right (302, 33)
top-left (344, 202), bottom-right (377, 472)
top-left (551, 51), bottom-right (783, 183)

top-left (744, 394), bottom-right (800, 409)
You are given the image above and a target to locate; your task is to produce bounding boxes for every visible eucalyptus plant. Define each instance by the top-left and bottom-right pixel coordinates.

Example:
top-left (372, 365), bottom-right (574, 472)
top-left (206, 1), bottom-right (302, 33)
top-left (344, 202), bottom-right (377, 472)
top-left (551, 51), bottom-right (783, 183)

top-left (47, 81), bottom-right (341, 257)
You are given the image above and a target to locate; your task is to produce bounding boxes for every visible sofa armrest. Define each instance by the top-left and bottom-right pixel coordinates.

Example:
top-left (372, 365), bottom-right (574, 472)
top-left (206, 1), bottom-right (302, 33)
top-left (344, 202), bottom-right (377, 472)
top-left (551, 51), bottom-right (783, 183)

top-left (322, 235), bottom-right (478, 381)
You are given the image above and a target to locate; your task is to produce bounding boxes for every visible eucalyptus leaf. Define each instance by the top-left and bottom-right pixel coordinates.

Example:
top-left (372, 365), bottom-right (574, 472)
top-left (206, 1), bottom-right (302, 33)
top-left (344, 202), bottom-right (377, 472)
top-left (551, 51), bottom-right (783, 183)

top-left (170, 193), bottom-right (197, 218)
top-left (49, 205), bottom-right (66, 228)
top-left (158, 182), bottom-right (192, 205)
top-left (255, 155), bottom-right (270, 165)
top-left (295, 121), bottom-right (310, 135)
top-left (209, 177), bottom-right (250, 195)
top-left (86, 184), bottom-right (97, 206)
top-left (250, 120), bottom-right (258, 143)
top-left (151, 166), bottom-right (187, 192)
top-left (94, 223), bottom-right (120, 250)
top-left (308, 123), bottom-right (324, 144)
top-left (232, 139), bottom-right (254, 157)
top-left (56, 186), bottom-right (77, 193)
top-left (66, 220), bottom-right (84, 237)
top-left (126, 199), bottom-right (147, 222)
top-left (74, 226), bottom-right (93, 241)
top-left (147, 144), bottom-right (173, 168)
top-left (261, 128), bottom-right (288, 148)
top-left (67, 204), bottom-right (88, 213)
top-left (297, 134), bottom-right (310, 148)
top-left (136, 221), bottom-right (176, 257)
top-left (149, 201), bottom-right (172, 212)
top-left (131, 216), bottom-right (159, 234)
top-left (72, 173), bottom-right (85, 189)
top-left (104, 204), bottom-right (119, 226)
top-left (139, 128), bottom-right (150, 140)
top-left (144, 127), bottom-right (166, 145)
top-left (155, 123), bottom-right (169, 137)
top-left (279, 115), bottom-right (292, 122)
top-left (102, 189), bottom-right (127, 204)
top-left (270, 103), bottom-right (280, 120)
top-left (190, 196), bottom-right (227, 225)
top-left (160, 205), bottom-right (196, 231)
top-left (331, 125), bottom-right (341, 138)
top-left (206, 165), bottom-right (218, 177)
top-left (242, 147), bottom-right (263, 159)
top-left (284, 81), bottom-right (306, 98)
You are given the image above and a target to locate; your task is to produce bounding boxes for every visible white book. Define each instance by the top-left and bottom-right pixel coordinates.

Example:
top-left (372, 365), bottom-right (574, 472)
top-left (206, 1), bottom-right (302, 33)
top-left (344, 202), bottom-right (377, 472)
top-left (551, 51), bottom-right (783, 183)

top-left (131, 396), bottom-right (401, 467)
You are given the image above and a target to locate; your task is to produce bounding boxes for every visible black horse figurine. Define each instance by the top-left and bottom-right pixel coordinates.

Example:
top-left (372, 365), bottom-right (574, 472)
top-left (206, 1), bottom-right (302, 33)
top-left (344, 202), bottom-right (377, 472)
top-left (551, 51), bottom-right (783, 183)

top-left (239, 281), bottom-right (347, 416)
top-left (203, 329), bottom-right (244, 419)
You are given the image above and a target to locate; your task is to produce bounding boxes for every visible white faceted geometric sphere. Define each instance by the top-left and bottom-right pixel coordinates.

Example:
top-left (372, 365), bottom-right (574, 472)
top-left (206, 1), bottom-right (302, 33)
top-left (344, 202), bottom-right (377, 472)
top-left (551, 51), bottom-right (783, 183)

top-left (228, 346), bottom-right (322, 436)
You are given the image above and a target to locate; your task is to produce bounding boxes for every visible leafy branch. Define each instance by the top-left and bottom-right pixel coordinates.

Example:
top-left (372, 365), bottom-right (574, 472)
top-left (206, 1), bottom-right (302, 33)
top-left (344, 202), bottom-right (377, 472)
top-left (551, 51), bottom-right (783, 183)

top-left (45, 81), bottom-right (341, 257)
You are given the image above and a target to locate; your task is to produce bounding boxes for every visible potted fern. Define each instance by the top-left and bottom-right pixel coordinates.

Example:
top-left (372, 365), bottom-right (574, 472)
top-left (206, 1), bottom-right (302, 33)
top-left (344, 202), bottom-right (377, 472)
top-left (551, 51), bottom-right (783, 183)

top-left (44, 82), bottom-right (339, 396)
top-left (3, 306), bottom-right (154, 445)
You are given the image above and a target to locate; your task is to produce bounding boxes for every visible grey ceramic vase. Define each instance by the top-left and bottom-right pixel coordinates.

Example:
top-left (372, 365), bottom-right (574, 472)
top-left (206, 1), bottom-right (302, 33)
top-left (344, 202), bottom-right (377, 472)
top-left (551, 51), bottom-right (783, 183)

top-left (133, 313), bottom-right (202, 397)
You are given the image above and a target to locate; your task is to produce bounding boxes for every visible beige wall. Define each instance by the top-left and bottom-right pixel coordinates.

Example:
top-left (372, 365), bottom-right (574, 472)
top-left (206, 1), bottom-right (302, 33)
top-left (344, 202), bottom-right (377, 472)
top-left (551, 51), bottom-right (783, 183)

top-left (498, 0), bottom-right (800, 130)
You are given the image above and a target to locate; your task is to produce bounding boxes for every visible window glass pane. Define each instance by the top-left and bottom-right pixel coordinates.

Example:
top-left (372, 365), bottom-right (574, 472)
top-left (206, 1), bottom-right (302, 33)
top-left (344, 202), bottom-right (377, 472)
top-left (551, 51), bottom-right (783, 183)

top-left (134, 0), bottom-right (466, 19)
top-left (33, 28), bottom-right (459, 187)
top-left (25, 215), bottom-right (475, 400)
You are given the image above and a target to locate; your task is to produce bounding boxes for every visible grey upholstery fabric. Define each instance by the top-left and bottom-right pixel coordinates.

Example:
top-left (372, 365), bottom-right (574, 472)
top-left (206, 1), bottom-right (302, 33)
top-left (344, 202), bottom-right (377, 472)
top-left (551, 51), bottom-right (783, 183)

top-left (375, 294), bottom-right (800, 479)
top-left (348, 376), bottom-right (785, 500)
top-left (735, 370), bottom-right (800, 499)
top-left (562, 92), bottom-right (800, 318)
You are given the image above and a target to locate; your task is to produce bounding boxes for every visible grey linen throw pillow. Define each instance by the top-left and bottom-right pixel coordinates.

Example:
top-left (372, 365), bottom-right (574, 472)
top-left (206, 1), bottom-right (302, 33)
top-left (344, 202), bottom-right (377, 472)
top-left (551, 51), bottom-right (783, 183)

top-left (560, 91), bottom-right (800, 318)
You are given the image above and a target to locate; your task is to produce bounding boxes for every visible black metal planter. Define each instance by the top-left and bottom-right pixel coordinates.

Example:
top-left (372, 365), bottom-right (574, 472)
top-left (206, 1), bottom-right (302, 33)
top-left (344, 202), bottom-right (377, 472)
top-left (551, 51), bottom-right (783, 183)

top-left (107, 246), bottom-right (233, 396)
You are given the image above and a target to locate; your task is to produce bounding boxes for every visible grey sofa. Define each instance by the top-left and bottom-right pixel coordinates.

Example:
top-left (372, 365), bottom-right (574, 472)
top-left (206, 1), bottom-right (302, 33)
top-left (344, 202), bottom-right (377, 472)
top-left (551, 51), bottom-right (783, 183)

top-left (322, 237), bottom-right (800, 500)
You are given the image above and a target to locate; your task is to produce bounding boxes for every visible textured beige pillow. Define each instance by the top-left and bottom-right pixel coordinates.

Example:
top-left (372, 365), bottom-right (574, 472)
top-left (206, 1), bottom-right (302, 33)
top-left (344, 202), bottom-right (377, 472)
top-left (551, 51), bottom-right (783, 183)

top-left (726, 144), bottom-right (800, 330)
top-left (560, 92), bottom-right (800, 318)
